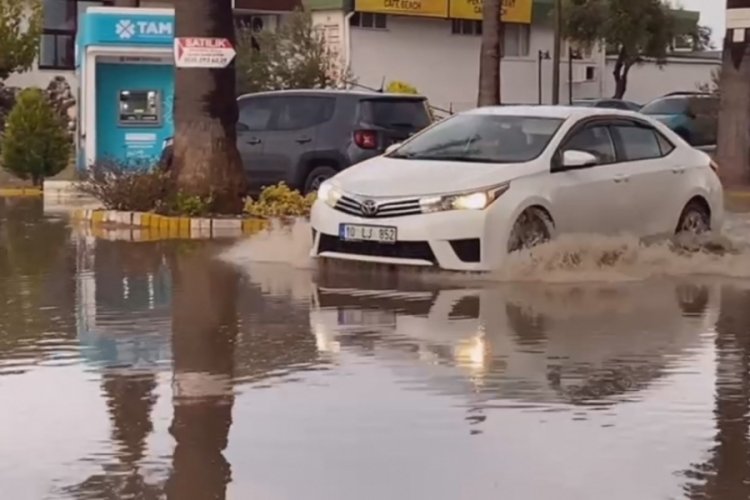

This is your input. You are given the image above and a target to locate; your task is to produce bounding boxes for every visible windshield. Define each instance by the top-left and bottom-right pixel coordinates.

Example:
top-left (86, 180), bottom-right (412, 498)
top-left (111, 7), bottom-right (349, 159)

top-left (640, 97), bottom-right (690, 115)
top-left (360, 99), bottom-right (431, 130)
top-left (388, 114), bottom-right (563, 163)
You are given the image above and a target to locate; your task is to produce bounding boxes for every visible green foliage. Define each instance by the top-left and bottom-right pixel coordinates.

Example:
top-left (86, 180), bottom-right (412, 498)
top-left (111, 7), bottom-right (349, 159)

top-left (386, 80), bottom-right (419, 95)
top-left (78, 160), bottom-right (170, 212)
top-left (244, 182), bottom-right (315, 218)
top-left (0, 0), bottom-right (42, 81)
top-left (1, 88), bottom-right (70, 185)
top-left (562, 0), bottom-right (695, 97)
top-left (170, 192), bottom-right (213, 217)
top-left (235, 9), bottom-right (352, 94)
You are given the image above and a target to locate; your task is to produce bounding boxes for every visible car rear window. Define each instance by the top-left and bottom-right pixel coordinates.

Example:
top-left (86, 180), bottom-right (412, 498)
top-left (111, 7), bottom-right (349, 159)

top-left (359, 98), bottom-right (431, 130)
top-left (640, 97), bottom-right (689, 115)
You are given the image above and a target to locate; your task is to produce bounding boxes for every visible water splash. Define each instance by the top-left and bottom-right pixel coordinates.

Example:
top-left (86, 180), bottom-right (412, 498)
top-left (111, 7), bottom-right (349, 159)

top-left (221, 215), bottom-right (750, 284)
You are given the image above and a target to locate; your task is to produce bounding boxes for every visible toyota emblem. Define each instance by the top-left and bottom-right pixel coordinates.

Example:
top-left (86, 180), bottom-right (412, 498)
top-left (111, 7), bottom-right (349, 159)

top-left (361, 199), bottom-right (378, 217)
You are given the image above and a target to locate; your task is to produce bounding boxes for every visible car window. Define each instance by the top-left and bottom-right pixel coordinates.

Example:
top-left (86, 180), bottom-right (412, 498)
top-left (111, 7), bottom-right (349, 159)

top-left (388, 114), bottom-right (563, 163)
top-left (275, 96), bottom-right (336, 131)
top-left (564, 125), bottom-right (616, 164)
top-left (359, 99), bottom-right (431, 130)
top-left (612, 125), bottom-right (663, 161)
top-left (656, 133), bottom-right (675, 156)
top-left (602, 100), bottom-right (628, 110)
top-left (238, 98), bottom-right (275, 132)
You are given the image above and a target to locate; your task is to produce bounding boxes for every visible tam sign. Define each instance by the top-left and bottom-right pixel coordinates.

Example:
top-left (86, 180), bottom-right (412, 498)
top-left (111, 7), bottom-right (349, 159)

top-left (174, 38), bottom-right (237, 68)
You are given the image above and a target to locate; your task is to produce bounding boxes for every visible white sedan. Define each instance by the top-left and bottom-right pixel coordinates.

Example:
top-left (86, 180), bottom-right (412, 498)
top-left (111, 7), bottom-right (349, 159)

top-left (310, 105), bottom-right (724, 272)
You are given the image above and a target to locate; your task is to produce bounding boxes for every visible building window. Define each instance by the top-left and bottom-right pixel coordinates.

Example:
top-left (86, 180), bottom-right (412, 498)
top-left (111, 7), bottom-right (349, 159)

top-left (451, 19), bottom-right (482, 36)
top-left (40, 0), bottom-right (109, 70)
top-left (450, 20), bottom-right (530, 58)
top-left (350, 12), bottom-right (387, 30)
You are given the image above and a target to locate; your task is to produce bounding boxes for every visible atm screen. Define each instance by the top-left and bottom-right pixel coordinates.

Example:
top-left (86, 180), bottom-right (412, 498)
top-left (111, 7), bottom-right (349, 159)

top-left (119, 90), bottom-right (161, 126)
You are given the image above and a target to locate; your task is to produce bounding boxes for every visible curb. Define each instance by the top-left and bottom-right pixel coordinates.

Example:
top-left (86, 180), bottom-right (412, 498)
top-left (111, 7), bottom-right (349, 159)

top-left (0, 188), bottom-right (43, 197)
top-left (71, 209), bottom-right (268, 240)
top-left (726, 191), bottom-right (750, 200)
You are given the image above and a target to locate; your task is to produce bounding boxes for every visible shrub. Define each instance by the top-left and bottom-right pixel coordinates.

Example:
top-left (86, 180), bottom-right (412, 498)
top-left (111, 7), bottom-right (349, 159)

top-left (386, 80), bottom-right (419, 95)
top-left (244, 182), bottom-right (315, 218)
top-left (78, 160), bottom-right (170, 212)
top-left (169, 192), bottom-right (213, 217)
top-left (1, 87), bottom-right (71, 185)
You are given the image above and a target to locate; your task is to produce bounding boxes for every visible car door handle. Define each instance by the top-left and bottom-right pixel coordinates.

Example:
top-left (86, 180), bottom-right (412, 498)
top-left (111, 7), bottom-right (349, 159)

top-left (296, 136), bottom-right (312, 144)
top-left (613, 174), bottom-right (630, 183)
top-left (672, 167), bottom-right (685, 174)
top-left (246, 137), bottom-right (261, 145)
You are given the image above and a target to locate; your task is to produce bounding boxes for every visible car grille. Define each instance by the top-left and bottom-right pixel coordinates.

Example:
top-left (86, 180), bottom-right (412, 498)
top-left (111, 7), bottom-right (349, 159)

top-left (318, 234), bottom-right (436, 263)
top-left (334, 195), bottom-right (422, 218)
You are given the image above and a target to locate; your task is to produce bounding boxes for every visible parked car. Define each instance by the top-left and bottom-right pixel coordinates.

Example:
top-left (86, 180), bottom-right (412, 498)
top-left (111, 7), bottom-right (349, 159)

top-left (571, 98), bottom-right (642, 111)
top-left (310, 105), bottom-right (723, 272)
top-left (161, 90), bottom-right (433, 194)
top-left (639, 92), bottom-right (718, 147)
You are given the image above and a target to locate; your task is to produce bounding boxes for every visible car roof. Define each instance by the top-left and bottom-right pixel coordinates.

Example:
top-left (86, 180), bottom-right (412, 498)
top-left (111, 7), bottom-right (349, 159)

top-left (464, 105), bottom-right (643, 120)
top-left (238, 89), bottom-right (427, 100)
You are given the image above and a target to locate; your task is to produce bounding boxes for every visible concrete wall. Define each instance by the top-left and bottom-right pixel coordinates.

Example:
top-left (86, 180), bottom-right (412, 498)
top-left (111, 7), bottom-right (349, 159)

top-left (349, 16), bottom-right (604, 111)
top-left (603, 57), bottom-right (720, 105)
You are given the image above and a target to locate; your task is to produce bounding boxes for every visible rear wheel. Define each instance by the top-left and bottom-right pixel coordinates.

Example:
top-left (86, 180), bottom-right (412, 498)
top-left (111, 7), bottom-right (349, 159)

top-left (508, 208), bottom-right (553, 253)
top-left (303, 166), bottom-right (337, 195)
top-left (676, 200), bottom-right (711, 236)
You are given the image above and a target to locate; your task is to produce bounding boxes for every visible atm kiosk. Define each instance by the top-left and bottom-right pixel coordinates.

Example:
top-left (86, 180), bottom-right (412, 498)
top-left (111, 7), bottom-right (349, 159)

top-left (76, 7), bottom-right (175, 170)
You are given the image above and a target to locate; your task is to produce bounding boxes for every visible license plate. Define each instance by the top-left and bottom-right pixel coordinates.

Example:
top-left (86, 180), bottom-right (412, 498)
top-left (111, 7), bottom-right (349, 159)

top-left (339, 224), bottom-right (397, 244)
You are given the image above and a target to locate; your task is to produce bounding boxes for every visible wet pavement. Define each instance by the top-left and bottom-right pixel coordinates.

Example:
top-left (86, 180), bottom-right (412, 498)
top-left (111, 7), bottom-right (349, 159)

top-left (2, 197), bottom-right (750, 499)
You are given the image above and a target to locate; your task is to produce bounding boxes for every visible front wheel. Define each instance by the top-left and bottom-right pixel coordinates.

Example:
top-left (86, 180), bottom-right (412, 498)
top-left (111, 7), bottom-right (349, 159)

top-left (507, 208), bottom-right (554, 253)
top-left (675, 201), bottom-right (711, 236)
top-left (303, 166), bottom-right (338, 195)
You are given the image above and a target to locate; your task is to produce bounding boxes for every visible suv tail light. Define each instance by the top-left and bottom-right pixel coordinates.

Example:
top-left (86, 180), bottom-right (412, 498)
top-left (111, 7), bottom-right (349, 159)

top-left (354, 130), bottom-right (378, 150)
top-left (709, 159), bottom-right (719, 173)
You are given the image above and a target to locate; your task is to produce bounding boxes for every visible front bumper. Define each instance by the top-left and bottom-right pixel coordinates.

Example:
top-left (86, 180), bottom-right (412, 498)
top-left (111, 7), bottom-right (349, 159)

top-left (309, 200), bottom-right (512, 271)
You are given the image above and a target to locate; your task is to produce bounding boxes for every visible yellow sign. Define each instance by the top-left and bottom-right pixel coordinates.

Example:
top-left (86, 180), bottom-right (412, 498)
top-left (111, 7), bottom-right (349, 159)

top-left (355, 0), bottom-right (449, 18)
top-left (449, 0), bottom-right (533, 24)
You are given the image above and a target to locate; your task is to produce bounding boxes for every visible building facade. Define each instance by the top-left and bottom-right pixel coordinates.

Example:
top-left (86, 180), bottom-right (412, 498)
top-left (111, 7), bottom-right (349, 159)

top-left (6, 0), bottom-right (720, 108)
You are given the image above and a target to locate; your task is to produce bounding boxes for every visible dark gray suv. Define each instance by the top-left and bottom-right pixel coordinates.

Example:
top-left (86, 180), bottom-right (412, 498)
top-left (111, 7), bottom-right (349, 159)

top-left (162, 89), bottom-right (432, 194)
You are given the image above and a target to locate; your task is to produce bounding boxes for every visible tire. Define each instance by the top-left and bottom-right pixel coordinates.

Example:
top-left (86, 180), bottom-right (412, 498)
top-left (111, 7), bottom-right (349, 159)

top-left (303, 166), bottom-right (337, 195)
top-left (507, 208), bottom-right (554, 253)
top-left (675, 200), bottom-right (711, 235)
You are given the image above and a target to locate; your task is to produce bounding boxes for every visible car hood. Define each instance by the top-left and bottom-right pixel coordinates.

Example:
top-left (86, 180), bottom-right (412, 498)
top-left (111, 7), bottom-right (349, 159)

top-left (332, 156), bottom-right (543, 197)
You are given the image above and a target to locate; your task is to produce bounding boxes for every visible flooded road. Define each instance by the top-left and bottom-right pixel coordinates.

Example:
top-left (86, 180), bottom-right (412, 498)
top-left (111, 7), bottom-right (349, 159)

top-left (2, 197), bottom-right (750, 499)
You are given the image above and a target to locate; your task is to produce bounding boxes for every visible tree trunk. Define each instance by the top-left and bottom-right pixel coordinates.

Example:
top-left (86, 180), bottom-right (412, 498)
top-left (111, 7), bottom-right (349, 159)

top-left (477, 0), bottom-right (502, 106)
top-left (716, 23), bottom-right (750, 187)
top-left (173, 0), bottom-right (247, 214)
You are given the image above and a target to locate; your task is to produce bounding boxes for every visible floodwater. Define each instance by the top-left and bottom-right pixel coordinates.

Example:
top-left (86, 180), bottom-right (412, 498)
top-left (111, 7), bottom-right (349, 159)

top-left (3, 197), bottom-right (750, 500)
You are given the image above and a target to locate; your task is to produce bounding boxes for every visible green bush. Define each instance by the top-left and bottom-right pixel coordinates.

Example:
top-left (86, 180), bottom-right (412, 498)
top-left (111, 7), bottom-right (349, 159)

top-left (244, 182), bottom-right (315, 218)
top-left (1, 87), bottom-right (71, 185)
top-left (386, 80), bottom-right (419, 95)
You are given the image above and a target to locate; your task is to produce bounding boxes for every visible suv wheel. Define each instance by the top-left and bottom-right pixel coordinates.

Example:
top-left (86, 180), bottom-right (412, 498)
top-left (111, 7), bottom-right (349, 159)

top-left (304, 166), bottom-right (337, 194)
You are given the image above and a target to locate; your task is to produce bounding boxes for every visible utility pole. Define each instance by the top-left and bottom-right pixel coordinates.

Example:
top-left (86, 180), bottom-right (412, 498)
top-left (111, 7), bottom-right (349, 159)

top-left (718, 0), bottom-right (750, 186)
top-left (551, 0), bottom-right (562, 105)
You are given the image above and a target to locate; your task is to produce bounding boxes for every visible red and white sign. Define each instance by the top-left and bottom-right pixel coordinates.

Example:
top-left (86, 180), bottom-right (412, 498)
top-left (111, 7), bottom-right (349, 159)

top-left (174, 37), bottom-right (236, 68)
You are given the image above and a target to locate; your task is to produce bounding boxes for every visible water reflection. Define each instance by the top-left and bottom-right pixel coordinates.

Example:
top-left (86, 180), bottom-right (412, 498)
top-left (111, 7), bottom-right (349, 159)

top-left (6, 198), bottom-right (750, 498)
top-left (684, 284), bottom-right (750, 499)
top-left (310, 273), bottom-right (716, 410)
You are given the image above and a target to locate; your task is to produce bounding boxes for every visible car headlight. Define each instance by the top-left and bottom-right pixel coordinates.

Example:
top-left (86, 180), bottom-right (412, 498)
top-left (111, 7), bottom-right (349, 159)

top-left (317, 181), bottom-right (343, 207)
top-left (419, 183), bottom-right (509, 213)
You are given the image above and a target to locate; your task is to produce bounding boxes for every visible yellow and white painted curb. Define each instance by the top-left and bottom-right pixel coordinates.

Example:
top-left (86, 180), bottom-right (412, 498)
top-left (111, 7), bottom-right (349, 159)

top-left (0, 187), bottom-right (43, 197)
top-left (71, 209), bottom-right (268, 241)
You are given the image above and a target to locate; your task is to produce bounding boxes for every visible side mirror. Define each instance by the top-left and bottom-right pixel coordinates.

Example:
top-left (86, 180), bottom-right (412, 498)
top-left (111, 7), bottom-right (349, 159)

top-left (385, 143), bottom-right (401, 155)
top-left (562, 149), bottom-right (598, 169)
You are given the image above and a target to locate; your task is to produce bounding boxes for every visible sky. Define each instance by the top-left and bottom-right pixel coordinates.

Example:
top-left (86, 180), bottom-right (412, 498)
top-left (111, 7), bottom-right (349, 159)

top-left (674, 0), bottom-right (725, 47)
